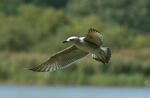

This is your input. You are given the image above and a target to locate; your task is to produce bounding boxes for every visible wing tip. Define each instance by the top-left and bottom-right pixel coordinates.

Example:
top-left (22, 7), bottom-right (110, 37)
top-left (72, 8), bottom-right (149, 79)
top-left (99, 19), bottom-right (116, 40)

top-left (88, 28), bottom-right (99, 33)
top-left (24, 66), bottom-right (42, 72)
top-left (106, 47), bottom-right (111, 63)
top-left (24, 66), bottom-right (57, 72)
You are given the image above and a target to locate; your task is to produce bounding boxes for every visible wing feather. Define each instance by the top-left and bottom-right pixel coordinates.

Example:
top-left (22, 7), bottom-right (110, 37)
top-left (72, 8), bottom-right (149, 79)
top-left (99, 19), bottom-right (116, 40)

top-left (84, 28), bottom-right (103, 46)
top-left (28, 45), bottom-right (88, 72)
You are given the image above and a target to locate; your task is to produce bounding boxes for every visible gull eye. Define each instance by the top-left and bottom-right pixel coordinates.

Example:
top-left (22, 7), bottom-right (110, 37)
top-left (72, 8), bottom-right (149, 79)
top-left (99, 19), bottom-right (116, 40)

top-left (70, 39), bottom-right (74, 41)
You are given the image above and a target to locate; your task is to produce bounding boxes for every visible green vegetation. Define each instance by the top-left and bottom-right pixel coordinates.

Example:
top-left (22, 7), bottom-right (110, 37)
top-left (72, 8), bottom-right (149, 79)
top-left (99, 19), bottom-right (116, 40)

top-left (0, 0), bottom-right (150, 86)
top-left (0, 49), bottom-right (150, 86)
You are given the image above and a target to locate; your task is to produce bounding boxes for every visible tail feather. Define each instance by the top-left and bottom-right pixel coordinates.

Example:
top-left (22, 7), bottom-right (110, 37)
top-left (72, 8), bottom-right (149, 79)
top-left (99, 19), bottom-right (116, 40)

top-left (92, 47), bottom-right (111, 64)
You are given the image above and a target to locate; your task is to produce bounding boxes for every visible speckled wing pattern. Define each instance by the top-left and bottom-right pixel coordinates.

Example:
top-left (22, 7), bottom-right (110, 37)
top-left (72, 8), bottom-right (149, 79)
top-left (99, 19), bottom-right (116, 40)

top-left (29, 45), bottom-right (88, 72)
top-left (92, 47), bottom-right (111, 64)
top-left (84, 28), bottom-right (103, 46)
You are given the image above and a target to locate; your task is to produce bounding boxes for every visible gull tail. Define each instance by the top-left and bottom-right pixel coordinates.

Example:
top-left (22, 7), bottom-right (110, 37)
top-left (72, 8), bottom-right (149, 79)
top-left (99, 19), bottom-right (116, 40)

top-left (92, 47), bottom-right (111, 64)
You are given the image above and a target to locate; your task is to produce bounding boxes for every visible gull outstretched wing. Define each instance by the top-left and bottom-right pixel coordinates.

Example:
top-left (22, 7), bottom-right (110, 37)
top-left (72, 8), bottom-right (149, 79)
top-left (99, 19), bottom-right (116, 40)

top-left (28, 45), bottom-right (88, 72)
top-left (84, 28), bottom-right (103, 46)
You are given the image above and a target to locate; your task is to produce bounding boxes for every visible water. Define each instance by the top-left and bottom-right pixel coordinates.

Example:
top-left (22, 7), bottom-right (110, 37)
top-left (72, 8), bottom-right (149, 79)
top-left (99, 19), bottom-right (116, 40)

top-left (0, 85), bottom-right (149, 98)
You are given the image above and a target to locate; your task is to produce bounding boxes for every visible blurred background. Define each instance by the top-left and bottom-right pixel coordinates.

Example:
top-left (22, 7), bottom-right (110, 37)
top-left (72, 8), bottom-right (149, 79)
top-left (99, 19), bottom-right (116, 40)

top-left (0, 0), bottom-right (150, 98)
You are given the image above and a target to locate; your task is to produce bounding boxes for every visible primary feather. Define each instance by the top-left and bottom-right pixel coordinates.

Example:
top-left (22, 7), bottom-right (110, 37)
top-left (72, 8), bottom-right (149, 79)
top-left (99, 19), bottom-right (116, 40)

top-left (29, 45), bottom-right (88, 72)
top-left (84, 28), bottom-right (103, 46)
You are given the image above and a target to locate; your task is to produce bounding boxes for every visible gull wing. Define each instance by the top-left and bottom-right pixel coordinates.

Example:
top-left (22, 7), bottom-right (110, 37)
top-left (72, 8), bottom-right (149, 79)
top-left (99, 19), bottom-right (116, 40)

top-left (92, 47), bottom-right (111, 64)
top-left (84, 28), bottom-right (103, 46)
top-left (28, 45), bottom-right (88, 72)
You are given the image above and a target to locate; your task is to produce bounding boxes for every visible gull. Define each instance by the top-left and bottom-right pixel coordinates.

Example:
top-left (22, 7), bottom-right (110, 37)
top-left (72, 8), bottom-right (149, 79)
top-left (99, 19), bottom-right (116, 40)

top-left (28, 28), bottom-right (111, 72)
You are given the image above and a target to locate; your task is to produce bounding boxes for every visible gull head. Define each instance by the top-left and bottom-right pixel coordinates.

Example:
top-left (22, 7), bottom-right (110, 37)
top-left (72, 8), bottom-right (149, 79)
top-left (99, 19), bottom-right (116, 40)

top-left (63, 36), bottom-right (79, 44)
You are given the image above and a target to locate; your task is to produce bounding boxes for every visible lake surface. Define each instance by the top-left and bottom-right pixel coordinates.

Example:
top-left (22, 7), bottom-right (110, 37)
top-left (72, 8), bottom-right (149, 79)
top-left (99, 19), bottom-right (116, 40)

top-left (0, 85), bottom-right (149, 98)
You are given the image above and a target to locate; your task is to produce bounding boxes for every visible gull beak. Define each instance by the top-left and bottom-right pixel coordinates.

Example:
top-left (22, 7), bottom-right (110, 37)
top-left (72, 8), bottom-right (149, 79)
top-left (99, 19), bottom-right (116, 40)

top-left (62, 40), bottom-right (68, 43)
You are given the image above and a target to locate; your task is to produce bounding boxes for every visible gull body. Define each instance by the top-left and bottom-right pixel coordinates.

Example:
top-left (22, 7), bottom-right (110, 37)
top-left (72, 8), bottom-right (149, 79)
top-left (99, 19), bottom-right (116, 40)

top-left (64, 36), bottom-right (99, 53)
top-left (63, 36), bottom-right (107, 63)
top-left (28, 28), bottom-right (111, 72)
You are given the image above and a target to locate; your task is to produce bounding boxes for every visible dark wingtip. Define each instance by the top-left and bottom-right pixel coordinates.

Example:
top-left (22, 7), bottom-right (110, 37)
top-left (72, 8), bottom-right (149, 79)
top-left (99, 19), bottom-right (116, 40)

top-left (106, 48), bottom-right (111, 63)
top-left (24, 67), bottom-right (37, 72)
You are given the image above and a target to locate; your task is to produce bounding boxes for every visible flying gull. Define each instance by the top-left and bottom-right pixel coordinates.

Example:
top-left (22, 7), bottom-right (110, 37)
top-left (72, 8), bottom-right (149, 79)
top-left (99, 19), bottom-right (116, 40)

top-left (28, 28), bottom-right (111, 72)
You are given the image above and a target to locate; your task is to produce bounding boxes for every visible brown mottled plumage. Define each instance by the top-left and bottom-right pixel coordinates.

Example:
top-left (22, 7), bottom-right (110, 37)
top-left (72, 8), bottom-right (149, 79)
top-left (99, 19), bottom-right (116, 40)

top-left (28, 28), bottom-right (111, 72)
